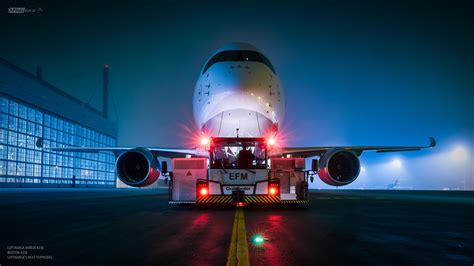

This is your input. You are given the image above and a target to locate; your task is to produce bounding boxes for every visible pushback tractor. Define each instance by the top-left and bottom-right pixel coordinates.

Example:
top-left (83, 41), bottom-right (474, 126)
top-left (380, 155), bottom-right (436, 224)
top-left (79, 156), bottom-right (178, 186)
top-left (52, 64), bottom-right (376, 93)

top-left (165, 137), bottom-right (309, 206)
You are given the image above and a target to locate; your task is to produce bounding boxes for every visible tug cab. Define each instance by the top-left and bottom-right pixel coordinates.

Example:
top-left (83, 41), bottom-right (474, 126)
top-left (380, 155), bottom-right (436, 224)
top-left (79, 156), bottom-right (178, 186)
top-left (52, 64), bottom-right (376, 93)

top-left (168, 137), bottom-right (309, 205)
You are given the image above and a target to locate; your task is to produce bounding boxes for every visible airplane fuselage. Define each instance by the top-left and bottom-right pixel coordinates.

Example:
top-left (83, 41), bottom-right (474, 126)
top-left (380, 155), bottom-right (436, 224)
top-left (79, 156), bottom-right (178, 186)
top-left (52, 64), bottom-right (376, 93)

top-left (193, 43), bottom-right (285, 137)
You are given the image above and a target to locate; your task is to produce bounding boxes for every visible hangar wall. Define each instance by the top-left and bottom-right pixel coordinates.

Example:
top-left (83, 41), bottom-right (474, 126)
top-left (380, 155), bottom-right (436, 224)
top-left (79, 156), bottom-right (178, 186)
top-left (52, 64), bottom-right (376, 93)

top-left (0, 58), bottom-right (117, 188)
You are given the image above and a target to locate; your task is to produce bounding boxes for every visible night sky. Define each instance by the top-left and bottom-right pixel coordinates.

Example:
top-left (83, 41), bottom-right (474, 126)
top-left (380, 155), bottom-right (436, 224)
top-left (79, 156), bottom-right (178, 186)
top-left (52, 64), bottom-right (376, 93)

top-left (1, 0), bottom-right (472, 189)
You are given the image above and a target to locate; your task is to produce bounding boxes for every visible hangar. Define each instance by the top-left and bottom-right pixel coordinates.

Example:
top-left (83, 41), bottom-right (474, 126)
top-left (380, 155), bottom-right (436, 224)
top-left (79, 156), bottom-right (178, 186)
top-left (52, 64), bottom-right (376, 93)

top-left (0, 58), bottom-right (117, 188)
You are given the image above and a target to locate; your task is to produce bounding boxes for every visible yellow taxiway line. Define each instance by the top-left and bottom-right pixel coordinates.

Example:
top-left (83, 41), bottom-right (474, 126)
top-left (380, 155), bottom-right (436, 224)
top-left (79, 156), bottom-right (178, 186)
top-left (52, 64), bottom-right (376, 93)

top-left (226, 208), bottom-right (250, 266)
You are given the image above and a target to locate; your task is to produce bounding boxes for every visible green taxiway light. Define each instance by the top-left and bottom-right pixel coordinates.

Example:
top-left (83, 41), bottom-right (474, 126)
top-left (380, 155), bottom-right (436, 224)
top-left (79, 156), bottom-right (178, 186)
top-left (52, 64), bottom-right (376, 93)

top-left (251, 234), bottom-right (265, 245)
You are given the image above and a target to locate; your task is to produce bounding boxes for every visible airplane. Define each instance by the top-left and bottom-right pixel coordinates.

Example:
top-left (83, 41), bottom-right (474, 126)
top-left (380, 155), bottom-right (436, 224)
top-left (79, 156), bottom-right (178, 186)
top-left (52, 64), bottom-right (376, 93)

top-left (387, 178), bottom-right (399, 190)
top-left (386, 178), bottom-right (412, 190)
top-left (43, 42), bottom-right (436, 205)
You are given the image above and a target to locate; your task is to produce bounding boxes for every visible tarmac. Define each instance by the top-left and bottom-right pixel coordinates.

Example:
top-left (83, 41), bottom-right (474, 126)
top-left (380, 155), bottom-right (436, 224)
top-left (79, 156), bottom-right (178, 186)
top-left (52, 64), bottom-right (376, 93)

top-left (0, 189), bottom-right (472, 265)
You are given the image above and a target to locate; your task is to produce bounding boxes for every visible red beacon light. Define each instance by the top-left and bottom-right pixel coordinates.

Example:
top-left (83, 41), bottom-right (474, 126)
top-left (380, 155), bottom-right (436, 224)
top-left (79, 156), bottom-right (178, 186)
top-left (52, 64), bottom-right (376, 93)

top-left (197, 181), bottom-right (209, 197)
top-left (268, 179), bottom-right (280, 196)
top-left (200, 137), bottom-right (210, 146)
top-left (199, 187), bottom-right (208, 196)
top-left (269, 187), bottom-right (277, 195)
top-left (267, 137), bottom-right (276, 146)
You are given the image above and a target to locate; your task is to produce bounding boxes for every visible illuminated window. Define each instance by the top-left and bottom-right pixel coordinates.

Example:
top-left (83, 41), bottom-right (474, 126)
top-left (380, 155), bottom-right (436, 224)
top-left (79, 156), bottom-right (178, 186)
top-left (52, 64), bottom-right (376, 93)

top-left (0, 98), bottom-right (7, 113)
top-left (0, 130), bottom-right (6, 144)
top-left (0, 113), bottom-right (7, 128)
top-left (9, 101), bottom-right (18, 117)
top-left (8, 161), bottom-right (16, 175)
top-left (0, 145), bottom-right (6, 159)
top-left (18, 104), bottom-right (27, 119)
top-left (8, 117), bottom-right (18, 131)
top-left (17, 148), bottom-right (26, 162)
top-left (8, 146), bottom-right (17, 161)
top-left (26, 163), bottom-right (33, 176)
top-left (0, 96), bottom-right (116, 187)
top-left (0, 160), bottom-right (5, 175)
top-left (16, 162), bottom-right (25, 176)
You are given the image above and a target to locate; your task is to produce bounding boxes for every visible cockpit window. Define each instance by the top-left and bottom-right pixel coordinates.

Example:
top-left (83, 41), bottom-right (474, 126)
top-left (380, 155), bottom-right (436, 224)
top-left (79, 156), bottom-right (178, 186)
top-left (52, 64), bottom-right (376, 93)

top-left (202, 50), bottom-right (276, 74)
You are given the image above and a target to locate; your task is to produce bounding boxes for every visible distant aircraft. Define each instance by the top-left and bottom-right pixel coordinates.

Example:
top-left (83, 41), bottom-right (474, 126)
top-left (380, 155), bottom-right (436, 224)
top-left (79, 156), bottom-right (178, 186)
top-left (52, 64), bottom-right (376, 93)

top-left (46, 42), bottom-right (435, 197)
top-left (386, 178), bottom-right (412, 190)
top-left (387, 178), bottom-right (399, 190)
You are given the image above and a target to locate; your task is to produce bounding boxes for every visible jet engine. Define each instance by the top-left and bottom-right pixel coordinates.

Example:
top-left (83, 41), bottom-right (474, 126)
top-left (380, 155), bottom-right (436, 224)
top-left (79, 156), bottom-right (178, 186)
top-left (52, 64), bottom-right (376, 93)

top-left (318, 149), bottom-right (360, 186)
top-left (116, 148), bottom-right (160, 187)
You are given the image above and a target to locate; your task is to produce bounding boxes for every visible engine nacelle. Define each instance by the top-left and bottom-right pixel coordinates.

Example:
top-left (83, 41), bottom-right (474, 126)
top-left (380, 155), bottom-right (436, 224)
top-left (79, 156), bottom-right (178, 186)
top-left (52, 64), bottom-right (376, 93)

top-left (116, 148), bottom-right (160, 187)
top-left (318, 149), bottom-right (360, 186)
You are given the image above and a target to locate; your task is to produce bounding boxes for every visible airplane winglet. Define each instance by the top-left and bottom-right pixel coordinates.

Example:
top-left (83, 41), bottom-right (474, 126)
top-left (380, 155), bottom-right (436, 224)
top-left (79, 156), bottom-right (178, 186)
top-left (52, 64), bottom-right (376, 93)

top-left (428, 137), bottom-right (437, 148)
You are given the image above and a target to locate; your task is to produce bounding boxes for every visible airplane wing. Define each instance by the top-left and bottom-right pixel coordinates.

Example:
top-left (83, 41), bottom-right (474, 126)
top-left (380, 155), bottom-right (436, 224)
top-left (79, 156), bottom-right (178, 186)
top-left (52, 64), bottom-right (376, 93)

top-left (44, 146), bottom-right (208, 158)
top-left (279, 137), bottom-right (436, 158)
top-left (43, 137), bottom-right (436, 158)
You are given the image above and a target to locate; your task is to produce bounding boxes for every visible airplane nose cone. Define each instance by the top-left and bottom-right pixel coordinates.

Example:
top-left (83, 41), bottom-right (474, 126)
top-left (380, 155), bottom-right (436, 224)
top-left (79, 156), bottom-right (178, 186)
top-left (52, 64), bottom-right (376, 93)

top-left (194, 53), bottom-right (284, 134)
top-left (222, 63), bottom-right (256, 93)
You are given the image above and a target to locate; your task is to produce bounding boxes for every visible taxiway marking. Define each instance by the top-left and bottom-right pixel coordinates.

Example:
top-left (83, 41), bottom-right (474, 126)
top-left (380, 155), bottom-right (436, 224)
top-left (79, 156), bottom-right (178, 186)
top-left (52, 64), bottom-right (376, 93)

top-left (227, 208), bottom-right (250, 266)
